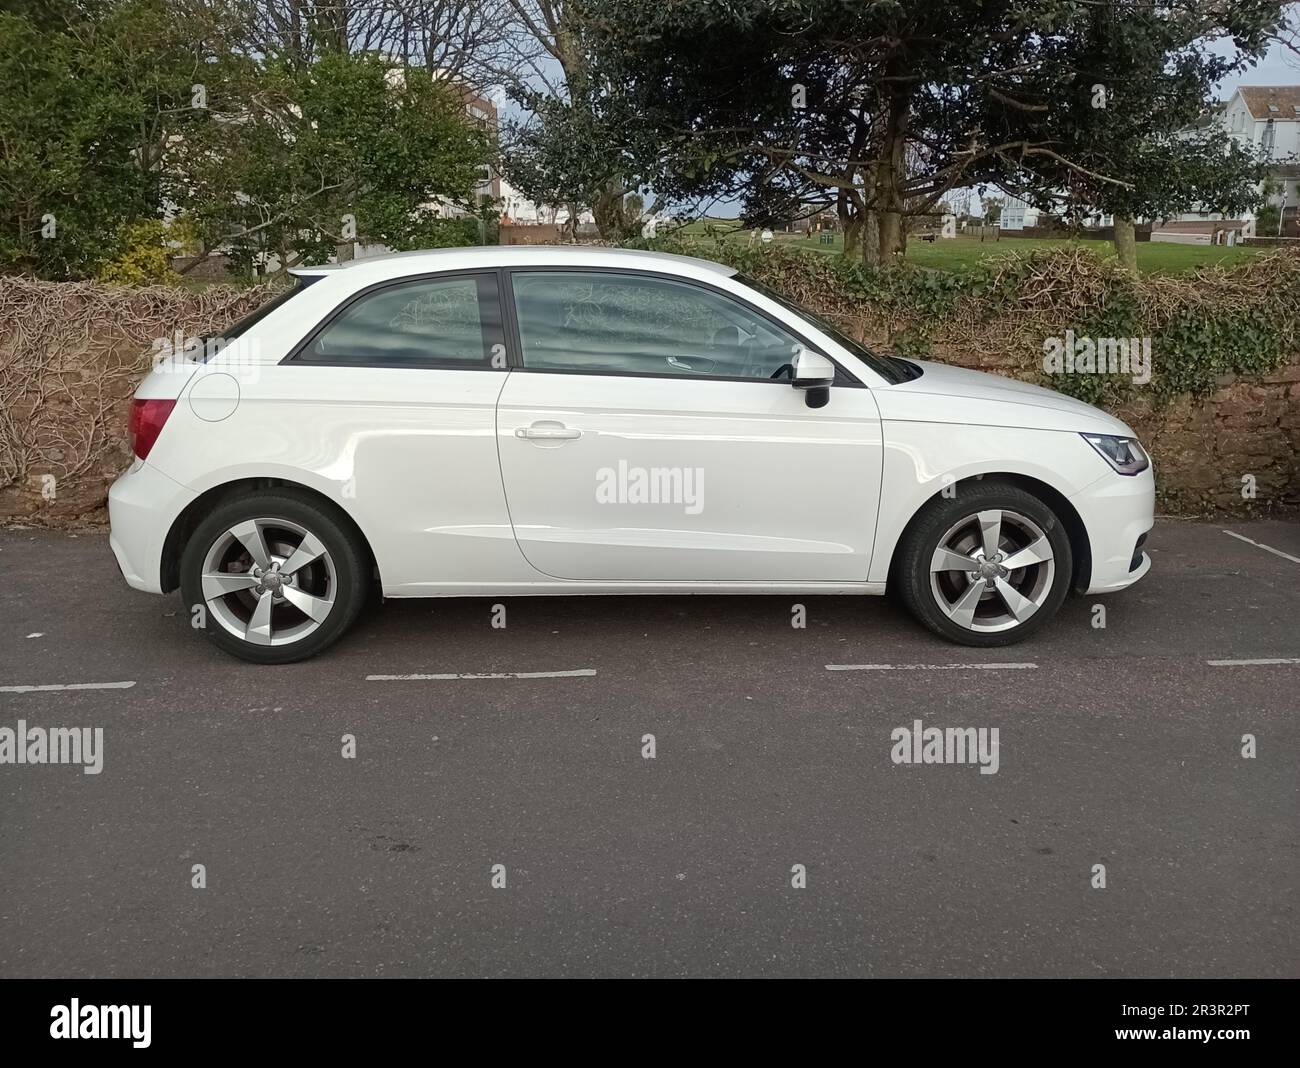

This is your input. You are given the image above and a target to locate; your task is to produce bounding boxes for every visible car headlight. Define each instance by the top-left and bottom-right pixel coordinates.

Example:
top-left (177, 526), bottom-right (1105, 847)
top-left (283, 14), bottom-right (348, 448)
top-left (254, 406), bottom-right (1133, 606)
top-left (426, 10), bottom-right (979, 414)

top-left (1081, 433), bottom-right (1149, 476)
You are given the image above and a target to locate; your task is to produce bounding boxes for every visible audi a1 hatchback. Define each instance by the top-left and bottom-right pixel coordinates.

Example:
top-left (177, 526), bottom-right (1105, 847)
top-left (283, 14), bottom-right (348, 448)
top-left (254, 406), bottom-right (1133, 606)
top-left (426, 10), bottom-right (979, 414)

top-left (108, 246), bottom-right (1154, 663)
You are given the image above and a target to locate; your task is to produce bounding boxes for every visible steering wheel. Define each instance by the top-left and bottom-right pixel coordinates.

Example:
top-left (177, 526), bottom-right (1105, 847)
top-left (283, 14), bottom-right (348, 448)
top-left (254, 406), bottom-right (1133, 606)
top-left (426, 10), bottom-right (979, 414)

top-left (727, 325), bottom-right (765, 379)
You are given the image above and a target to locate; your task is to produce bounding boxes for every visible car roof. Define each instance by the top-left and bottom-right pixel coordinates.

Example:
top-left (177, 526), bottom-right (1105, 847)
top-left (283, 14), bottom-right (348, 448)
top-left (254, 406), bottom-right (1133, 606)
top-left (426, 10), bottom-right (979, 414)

top-left (288, 245), bottom-right (737, 283)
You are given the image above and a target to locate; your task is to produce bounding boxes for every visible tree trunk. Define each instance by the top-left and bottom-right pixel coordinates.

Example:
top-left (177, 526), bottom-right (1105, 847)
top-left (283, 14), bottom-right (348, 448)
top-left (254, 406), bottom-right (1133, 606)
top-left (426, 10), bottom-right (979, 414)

top-left (842, 216), bottom-right (860, 259)
top-left (861, 211), bottom-right (880, 267)
top-left (874, 90), bottom-right (909, 263)
top-left (877, 209), bottom-right (902, 261)
top-left (592, 178), bottom-right (627, 240)
top-left (1112, 215), bottom-right (1137, 272)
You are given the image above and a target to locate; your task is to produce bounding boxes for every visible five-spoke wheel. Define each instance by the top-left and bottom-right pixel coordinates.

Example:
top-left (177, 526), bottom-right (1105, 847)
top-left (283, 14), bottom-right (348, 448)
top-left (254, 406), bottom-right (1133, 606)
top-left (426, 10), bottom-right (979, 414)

top-left (180, 491), bottom-right (368, 664)
top-left (895, 481), bottom-right (1073, 646)
top-left (200, 519), bottom-right (338, 647)
top-left (928, 509), bottom-right (1056, 633)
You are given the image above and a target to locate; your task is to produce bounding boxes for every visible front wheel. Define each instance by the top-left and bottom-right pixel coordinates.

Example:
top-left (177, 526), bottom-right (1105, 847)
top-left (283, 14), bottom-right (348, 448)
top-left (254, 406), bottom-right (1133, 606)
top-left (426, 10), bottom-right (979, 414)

top-left (179, 490), bottom-right (369, 664)
top-left (893, 481), bottom-right (1073, 647)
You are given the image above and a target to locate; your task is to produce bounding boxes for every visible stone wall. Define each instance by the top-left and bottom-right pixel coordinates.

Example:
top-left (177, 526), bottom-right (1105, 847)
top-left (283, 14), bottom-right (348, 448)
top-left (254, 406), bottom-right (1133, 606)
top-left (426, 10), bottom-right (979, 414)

top-left (499, 224), bottom-right (567, 245)
top-left (936, 344), bottom-right (1299, 514)
top-left (1121, 363), bottom-right (1300, 512)
top-left (0, 277), bottom-right (276, 521)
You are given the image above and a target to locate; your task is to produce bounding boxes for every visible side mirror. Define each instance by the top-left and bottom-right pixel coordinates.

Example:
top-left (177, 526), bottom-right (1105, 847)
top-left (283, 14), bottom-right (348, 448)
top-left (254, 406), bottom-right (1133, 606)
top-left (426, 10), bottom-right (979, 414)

top-left (792, 349), bottom-right (835, 408)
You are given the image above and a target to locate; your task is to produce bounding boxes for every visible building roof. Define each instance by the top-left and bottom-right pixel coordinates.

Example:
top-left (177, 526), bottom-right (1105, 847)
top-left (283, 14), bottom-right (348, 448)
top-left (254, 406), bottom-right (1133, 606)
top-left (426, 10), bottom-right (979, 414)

top-left (1237, 86), bottom-right (1300, 120)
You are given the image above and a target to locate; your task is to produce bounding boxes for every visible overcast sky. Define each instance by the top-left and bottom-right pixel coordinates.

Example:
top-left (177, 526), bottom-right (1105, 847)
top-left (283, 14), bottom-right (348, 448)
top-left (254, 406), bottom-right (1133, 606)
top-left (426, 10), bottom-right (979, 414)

top-left (1216, 32), bottom-right (1299, 91)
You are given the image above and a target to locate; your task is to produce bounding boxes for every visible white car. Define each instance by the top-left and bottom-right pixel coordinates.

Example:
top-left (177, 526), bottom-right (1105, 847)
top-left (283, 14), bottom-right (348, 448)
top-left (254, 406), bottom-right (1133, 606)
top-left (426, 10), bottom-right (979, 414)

top-left (109, 246), bottom-right (1153, 663)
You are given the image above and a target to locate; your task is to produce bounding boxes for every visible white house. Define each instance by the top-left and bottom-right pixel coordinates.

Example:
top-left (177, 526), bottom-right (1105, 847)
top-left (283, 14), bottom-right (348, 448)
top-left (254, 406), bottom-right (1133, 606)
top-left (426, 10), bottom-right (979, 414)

top-left (495, 176), bottom-right (597, 228)
top-left (1221, 86), bottom-right (1298, 235)
top-left (998, 196), bottom-right (1040, 231)
top-left (1223, 86), bottom-right (1300, 164)
top-left (1160, 86), bottom-right (1300, 239)
top-left (498, 177), bottom-right (544, 224)
top-left (998, 195), bottom-right (1111, 232)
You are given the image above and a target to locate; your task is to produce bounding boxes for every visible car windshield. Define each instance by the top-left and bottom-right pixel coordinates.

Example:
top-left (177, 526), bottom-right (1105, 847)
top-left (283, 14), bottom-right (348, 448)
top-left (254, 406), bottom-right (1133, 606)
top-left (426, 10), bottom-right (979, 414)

top-left (732, 273), bottom-right (911, 385)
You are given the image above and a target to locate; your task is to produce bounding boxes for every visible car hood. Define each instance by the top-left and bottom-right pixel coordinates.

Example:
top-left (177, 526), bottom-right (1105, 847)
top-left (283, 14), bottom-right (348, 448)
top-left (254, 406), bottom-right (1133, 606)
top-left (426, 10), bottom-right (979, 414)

top-left (872, 358), bottom-right (1136, 436)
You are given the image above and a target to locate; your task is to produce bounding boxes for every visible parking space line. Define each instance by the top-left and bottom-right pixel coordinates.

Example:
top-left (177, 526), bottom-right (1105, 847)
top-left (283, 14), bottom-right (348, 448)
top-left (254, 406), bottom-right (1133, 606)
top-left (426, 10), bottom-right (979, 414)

top-left (1221, 529), bottom-right (1300, 565)
top-left (366, 669), bottom-right (597, 681)
top-left (826, 662), bottom-right (1038, 672)
top-left (1206, 658), bottom-right (1300, 667)
top-left (0, 681), bottom-right (136, 693)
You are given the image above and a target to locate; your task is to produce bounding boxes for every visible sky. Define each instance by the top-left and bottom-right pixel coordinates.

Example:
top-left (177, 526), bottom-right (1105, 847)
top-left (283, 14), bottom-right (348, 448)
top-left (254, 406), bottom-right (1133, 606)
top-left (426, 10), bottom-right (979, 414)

top-left (1218, 35), bottom-right (1299, 88)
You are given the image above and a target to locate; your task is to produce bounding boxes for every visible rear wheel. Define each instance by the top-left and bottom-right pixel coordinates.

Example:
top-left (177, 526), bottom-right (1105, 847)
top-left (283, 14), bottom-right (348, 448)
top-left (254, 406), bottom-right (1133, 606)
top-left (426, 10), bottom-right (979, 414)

top-left (179, 491), bottom-right (368, 664)
top-left (894, 481), bottom-right (1073, 647)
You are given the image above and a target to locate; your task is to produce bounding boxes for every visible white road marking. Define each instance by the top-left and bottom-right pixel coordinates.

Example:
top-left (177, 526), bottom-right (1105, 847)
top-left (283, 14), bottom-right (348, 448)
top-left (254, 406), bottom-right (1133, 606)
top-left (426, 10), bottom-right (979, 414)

top-left (0, 681), bottom-right (136, 693)
top-left (25, 633), bottom-right (43, 638)
top-left (825, 662), bottom-right (1038, 672)
top-left (1206, 658), bottom-right (1300, 667)
top-left (367, 669), bottom-right (597, 681)
top-left (1221, 529), bottom-right (1300, 565)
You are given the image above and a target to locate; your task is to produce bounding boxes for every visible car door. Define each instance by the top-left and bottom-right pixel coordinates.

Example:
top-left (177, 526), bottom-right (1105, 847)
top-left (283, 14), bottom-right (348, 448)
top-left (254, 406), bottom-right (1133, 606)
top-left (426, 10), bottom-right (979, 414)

top-left (496, 268), bottom-right (883, 582)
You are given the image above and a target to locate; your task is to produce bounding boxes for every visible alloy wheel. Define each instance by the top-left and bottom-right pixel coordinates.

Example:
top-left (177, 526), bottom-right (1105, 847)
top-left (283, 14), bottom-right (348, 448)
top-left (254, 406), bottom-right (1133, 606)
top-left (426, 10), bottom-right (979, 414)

top-left (199, 518), bottom-right (337, 646)
top-left (928, 509), bottom-right (1056, 633)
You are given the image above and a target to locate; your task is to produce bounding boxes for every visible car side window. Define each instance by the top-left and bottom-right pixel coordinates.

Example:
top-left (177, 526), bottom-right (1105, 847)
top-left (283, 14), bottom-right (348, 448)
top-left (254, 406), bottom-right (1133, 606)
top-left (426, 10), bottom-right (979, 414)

top-left (298, 273), bottom-right (503, 367)
top-left (509, 271), bottom-right (805, 380)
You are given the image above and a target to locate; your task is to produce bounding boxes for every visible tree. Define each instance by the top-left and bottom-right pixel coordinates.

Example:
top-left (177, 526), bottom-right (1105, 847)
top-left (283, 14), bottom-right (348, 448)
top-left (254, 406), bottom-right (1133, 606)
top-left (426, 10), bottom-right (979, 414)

top-left (572, 0), bottom-right (1286, 264)
top-left (171, 51), bottom-right (490, 273)
top-left (497, 1), bottom-right (644, 239)
top-left (1, 1), bottom-right (509, 279)
top-left (0, 1), bottom-right (206, 278)
top-left (980, 3), bottom-right (1277, 269)
top-left (501, 80), bottom-right (644, 239)
top-left (179, 1), bottom-right (519, 89)
top-left (1045, 130), bottom-right (1265, 269)
top-left (2, 0), bottom-right (109, 29)
top-left (1256, 203), bottom-right (1281, 237)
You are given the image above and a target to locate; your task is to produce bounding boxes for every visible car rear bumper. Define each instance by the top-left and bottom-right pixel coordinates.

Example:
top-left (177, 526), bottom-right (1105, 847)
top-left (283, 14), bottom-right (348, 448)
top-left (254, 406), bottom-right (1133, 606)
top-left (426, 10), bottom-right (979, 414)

top-left (108, 459), bottom-right (195, 594)
top-left (1069, 466), bottom-right (1155, 594)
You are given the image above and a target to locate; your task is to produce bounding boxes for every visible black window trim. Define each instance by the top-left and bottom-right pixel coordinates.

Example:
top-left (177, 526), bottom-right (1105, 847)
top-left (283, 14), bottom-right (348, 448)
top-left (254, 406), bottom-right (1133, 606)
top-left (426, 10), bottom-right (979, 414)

top-left (281, 268), bottom-right (508, 370)
top-left (279, 263), bottom-right (869, 385)
top-left (499, 265), bottom-right (865, 388)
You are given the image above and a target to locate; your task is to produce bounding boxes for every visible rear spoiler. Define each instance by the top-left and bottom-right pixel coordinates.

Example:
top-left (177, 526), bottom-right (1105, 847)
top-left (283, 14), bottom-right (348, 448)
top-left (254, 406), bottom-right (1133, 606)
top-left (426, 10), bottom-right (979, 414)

top-left (287, 265), bottom-right (346, 280)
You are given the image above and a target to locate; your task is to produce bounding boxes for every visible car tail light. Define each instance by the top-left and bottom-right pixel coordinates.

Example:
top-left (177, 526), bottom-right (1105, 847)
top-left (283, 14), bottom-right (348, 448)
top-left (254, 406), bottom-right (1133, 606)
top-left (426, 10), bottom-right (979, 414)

top-left (128, 398), bottom-right (177, 460)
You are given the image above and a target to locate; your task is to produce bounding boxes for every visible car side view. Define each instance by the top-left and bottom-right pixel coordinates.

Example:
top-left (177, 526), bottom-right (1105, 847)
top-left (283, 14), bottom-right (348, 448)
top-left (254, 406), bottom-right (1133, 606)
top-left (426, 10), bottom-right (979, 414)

top-left (108, 246), bottom-right (1154, 663)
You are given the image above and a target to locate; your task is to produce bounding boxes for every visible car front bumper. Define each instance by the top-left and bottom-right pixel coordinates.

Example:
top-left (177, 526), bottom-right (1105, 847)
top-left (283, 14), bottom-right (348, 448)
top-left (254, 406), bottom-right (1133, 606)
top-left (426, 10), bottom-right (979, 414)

top-left (1069, 465), bottom-right (1156, 594)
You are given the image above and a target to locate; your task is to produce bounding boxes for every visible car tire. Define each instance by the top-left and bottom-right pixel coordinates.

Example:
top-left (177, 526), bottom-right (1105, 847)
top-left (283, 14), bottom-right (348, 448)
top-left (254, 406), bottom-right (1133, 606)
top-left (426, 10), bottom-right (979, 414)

top-left (893, 480), bottom-right (1073, 647)
top-left (179, 490), bottom-right (369, 664)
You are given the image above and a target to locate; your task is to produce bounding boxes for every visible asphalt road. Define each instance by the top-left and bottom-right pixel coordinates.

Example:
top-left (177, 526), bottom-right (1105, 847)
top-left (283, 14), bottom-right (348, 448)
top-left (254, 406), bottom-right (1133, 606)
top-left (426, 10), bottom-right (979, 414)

top-left (0, 518), bottom-right (1297, 978)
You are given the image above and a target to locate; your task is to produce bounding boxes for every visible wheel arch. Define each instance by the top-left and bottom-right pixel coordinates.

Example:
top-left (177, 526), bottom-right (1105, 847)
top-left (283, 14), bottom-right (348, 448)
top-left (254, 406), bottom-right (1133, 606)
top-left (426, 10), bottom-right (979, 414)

top-left (885, 473), bottom-right (1091, 594)
top-left (160, 477), bottom-right (381, 594)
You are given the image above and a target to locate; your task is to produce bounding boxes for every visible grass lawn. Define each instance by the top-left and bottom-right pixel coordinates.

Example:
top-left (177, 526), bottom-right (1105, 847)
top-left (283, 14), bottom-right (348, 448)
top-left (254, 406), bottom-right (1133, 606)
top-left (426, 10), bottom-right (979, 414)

top-left (673, 220), bottom-right (1266, 275)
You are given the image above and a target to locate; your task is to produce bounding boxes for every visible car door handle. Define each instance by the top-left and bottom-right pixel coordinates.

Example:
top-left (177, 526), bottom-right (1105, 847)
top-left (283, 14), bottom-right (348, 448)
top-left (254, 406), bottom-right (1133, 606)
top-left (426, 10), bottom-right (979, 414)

top-left (515, 423), bottom-right (582, 440)
top-left (666, 355), bottom-right (716, 373)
